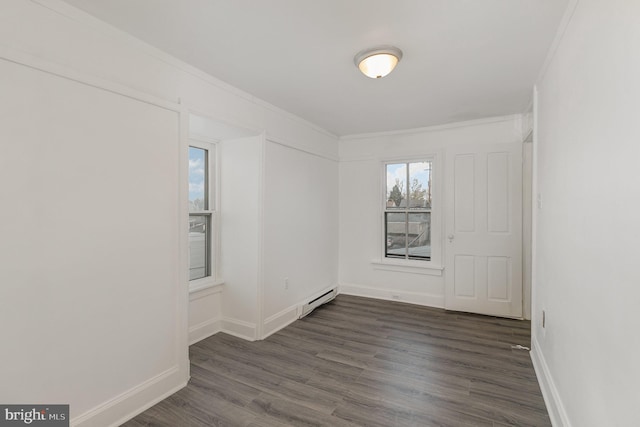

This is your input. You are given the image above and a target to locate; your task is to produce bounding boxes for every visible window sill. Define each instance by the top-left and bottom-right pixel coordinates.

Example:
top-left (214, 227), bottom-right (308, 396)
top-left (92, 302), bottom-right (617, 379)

top-left (371, 259), bottom-right (444, 276)
top-left (189, 278), bottom-right (225, 300)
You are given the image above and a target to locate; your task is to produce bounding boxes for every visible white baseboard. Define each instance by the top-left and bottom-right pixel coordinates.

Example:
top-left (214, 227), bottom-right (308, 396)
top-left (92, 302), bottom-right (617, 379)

top-left (221, 317), bottom-right (257, 341)
top-left (339, 282), bottom-right (445, 308)
top-left (189, 317), bottom-right (222, 345)
top-left (262, 304), bottom-right (299, 339)
top-left (72, 366), bottom-right (187, 427)
top-left (530, 336), bottom-right (572, 427)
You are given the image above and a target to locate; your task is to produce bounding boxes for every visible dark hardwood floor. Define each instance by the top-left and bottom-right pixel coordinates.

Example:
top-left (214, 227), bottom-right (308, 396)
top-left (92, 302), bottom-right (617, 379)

top-left (123, 295), bottom-right (550, 426)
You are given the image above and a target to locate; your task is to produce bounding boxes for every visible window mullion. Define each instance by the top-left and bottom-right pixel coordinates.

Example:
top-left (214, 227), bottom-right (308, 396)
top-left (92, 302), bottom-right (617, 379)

top-left (404, 211), bottom-right (408, 259)
top-left (406, 163), bottom-right (410, 259)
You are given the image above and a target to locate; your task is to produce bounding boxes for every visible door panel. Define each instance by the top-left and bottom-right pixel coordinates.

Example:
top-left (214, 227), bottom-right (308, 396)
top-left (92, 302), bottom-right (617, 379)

top-left (445, 143), bottom-right (522, 318)
top-left (454, 154), bottom-right (475, 232)
top-left (487, 152), bottom-right (510, 232)
top-left (487, 256), bottom-right (509, 300)
top-left (454, 255), bottom-right (476, 297)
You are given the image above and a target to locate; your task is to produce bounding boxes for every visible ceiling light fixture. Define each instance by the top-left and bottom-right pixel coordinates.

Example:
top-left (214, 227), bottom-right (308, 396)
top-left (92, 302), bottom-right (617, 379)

top-left (354, 46), bottom-right (403, 79)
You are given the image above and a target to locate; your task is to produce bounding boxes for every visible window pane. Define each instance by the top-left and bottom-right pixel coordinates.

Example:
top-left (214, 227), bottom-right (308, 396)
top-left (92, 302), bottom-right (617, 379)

top-left (386, 163), bottom-right (407, 208)
top-left (189, 215), bottom-right (209, 280)
top-left (189, 147), bottom-right (207, 212)
top-left (385, 212), bottom-right (407, 258)
top-left (409, 161), bottom-right (432, 208)
top-left (407, 212), bottom-right (431, 259)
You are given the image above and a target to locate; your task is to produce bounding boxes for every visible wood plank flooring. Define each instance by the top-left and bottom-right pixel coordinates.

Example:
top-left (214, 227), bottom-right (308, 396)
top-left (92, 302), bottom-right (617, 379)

top-left (123, 295), bottom-right (550, 426)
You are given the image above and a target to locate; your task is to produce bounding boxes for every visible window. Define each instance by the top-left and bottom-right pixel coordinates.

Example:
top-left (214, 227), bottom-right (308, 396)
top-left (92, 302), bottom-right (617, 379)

top-left (385, 161), bottom-right (432, 261)
top-left (189, 143), bottom-right (214, 281)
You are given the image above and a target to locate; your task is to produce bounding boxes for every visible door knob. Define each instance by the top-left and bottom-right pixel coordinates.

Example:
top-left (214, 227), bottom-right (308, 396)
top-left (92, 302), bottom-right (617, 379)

top-left (448, 234), bottom-right (454, 242)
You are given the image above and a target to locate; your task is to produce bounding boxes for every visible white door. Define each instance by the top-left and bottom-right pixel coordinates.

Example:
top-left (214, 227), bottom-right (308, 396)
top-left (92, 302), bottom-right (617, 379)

top-left (445, 143), bottom-right (522, 318)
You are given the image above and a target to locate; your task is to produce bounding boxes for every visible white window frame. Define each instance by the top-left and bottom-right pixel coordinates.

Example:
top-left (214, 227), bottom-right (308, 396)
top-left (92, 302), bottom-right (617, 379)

top-left (373, 153), bottom-right (443, 276)
top-left (188, 138), bottom-right (222, 293)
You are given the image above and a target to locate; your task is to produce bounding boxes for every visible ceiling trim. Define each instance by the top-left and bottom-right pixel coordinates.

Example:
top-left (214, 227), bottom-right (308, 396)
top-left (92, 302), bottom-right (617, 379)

top-left (265, 136), bottom-right (339, 163)
top-left (340, 114), bottom-right (522, 141)
top-left (0, 42), bottom-right (181, 113)
top-left (535, 0), bottom-right (580, 85)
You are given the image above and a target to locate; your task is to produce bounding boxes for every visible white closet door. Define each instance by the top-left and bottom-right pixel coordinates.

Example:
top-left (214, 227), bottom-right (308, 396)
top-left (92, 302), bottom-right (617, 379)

top-left (445, 143), bottom-right (523, 318)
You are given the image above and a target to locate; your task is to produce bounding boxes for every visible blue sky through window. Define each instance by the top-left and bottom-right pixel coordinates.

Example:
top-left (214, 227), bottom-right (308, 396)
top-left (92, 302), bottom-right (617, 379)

top-left (189, 147), bottom-right (206, 204)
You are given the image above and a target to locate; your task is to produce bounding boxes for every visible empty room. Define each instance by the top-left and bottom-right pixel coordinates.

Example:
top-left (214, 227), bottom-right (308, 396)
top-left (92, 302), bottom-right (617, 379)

top-left (1, 1), bottom-right (638, 426)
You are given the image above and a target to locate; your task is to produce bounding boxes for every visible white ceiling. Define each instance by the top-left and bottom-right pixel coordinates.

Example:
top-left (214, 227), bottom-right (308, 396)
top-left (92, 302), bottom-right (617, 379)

top-left (62, 0), bottom-right (568, 136)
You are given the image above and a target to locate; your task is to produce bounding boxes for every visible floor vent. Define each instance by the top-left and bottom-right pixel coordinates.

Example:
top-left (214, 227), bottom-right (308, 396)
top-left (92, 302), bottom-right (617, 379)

top-left (299, 288), bottom-right (337, 319)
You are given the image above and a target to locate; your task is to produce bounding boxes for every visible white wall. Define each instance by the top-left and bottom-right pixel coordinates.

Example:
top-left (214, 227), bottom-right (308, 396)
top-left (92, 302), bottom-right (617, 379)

top-left (187, 115), bottom-right (259, 344)
top-left (531, 0), bottom-right (640, 426)
top-left (263, 141), bottom-right (339, 334)
top-left (217, 136), bottom-right (340, 340)
top-left (522, 141), bottom-right (533, 320)
top-left (0, 53), bottom-right (187, 426)
top-left (339, 116), bottom-right (523, 306)
top-left (187, 123), bottom-right (340, 344)
top-left (1, 0), bottom-right (338, 425)
top-left (188, 287), bottom-right (222, 345)
top-left (220, 135), bottom-right (263, 339)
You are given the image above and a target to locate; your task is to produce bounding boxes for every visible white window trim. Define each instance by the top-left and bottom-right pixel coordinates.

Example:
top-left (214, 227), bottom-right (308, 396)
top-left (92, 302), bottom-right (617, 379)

top-left (189, 277), bottom-right (225, 294)
top-left (371, 258), bottom-right (444, 276)
top-left (372, 152), bottom-right (443, 275)
top-left (188, 137), bottom-right (223, 293)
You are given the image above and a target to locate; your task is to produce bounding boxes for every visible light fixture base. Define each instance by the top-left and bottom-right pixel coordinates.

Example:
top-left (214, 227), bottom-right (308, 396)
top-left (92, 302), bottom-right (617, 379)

top-left (354, 45), bottom-right (403, 79)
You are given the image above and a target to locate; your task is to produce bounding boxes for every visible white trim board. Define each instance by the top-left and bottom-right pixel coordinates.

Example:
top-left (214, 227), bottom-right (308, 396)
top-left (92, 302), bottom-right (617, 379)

top-left (188, 317), bottom-right (223, 346)
top-left (0, 45), bottom-right (181, 113)
top-left (535, 0), bottom-right (580, 85)
top-left (340, 114), bottom-right (522, 141)
top-left (189, 282), bottom-right (224, 299)
top-left (72, 367), bottom-right (187, 427)
top-left (530, 337), bottom-right (572, 427)
top-left (266, 137), bottom-right (339, 163)
top-left (256, 132), bottom-right (267, 340)
top-left (339, 283), bottom-right (445, 308)
top-left (370, 260), bottom-right (444, 277)
top-left (221, 318), bottom-right (257, 342)
top-left (191, 286), bottom-right (341, 344)
top-left (261, 285), bottom-right (338, 339)
top-left (262, 305), bottom-right (299, 340)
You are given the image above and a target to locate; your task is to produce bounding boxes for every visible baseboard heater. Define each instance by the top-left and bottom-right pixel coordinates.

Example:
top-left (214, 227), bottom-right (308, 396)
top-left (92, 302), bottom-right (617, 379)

top-left (299, 288), bottom-right (337, 319)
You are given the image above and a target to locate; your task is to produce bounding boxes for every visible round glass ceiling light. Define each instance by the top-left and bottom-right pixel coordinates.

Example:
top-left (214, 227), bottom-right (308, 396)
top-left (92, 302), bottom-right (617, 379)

top-left (354, 46), bottom-right (403, 79)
